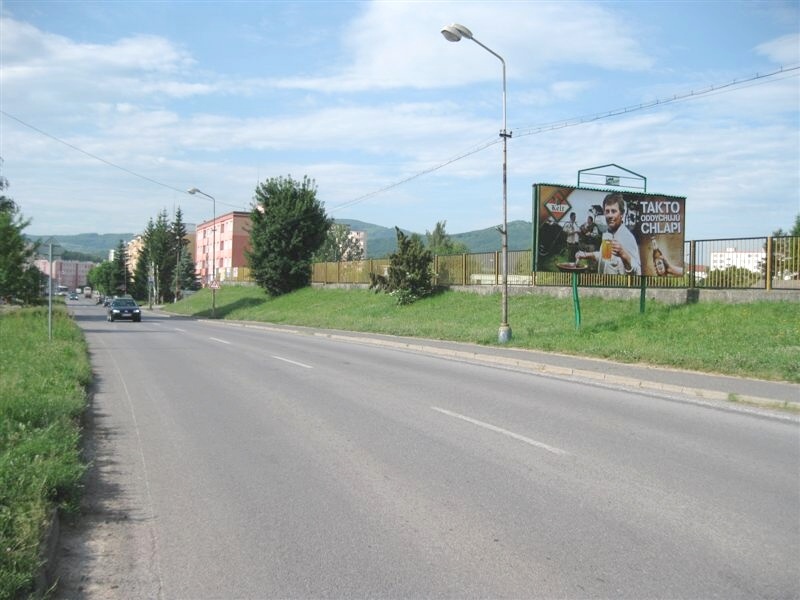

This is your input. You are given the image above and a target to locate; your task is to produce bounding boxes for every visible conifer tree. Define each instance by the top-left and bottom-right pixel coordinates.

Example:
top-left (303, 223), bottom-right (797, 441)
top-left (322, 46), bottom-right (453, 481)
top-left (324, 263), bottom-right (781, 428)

top-left (112, 240), bottom-right (129, 295)
top-left (171, 207), bottom-right (195, 298)
top-left (369, 227), bottom-right (433, 305)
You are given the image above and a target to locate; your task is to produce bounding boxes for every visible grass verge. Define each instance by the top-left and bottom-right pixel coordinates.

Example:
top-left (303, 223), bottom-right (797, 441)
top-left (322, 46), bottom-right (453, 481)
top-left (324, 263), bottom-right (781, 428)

top-left (170, 286), bottom-right (800, 383)
top-left (0, 306), bottom-right (90, 599)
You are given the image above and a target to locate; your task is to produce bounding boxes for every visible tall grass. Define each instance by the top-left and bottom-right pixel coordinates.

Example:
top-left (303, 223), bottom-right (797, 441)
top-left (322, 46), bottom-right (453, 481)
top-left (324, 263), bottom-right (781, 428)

top-left (0, 307), bottom-right (90, 598)
top-left (173, 286), bottom-right (800, 382)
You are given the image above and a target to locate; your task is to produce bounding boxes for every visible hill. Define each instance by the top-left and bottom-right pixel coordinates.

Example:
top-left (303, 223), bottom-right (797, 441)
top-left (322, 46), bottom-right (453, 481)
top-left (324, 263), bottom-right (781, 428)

top-left (335, 219), bottom-right (533, 258)
top-left (451, 221), bottom-right (533, 254)
top-left (27, 233), bottom-right (136, 261)
top-left (26, 221), bottom-right (535, 261)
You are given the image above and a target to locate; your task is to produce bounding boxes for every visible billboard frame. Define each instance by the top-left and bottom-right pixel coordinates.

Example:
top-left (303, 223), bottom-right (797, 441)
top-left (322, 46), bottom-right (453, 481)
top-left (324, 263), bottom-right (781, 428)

top-left (532, 183), bottom-right (687, 279)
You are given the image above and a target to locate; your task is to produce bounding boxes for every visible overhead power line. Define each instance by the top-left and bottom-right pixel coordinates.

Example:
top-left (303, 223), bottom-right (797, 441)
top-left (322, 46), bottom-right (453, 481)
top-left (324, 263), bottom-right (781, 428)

top-left (512, 65), bottom-right (800, 139)
top-left (0, 110), bottom-right (187, 195)
top-left (329, 64), bottom-right (799, 214)
top-left (2, 64), bottom-right (797, 215)
top-left (0, 110), bottom-right (243, 211)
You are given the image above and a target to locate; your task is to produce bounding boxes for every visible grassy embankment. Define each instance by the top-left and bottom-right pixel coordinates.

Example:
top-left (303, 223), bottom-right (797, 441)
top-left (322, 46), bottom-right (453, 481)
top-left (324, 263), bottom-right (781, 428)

top-left (171, 286), bottom-right (800, 383)
top-left (0, 306), bottom-right (90, 598)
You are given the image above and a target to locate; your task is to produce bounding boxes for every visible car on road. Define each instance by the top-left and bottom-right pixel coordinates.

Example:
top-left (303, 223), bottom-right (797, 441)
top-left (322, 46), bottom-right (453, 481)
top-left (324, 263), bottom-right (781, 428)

top-left (106, 298), bottom-right (142, 322)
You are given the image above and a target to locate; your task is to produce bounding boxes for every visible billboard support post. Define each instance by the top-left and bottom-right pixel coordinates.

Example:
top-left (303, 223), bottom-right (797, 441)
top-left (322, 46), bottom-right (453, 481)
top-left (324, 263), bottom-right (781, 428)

top-left (571, 272), bottom-right (581, 330)
top-left (640, 276), bottom-right (647, 314)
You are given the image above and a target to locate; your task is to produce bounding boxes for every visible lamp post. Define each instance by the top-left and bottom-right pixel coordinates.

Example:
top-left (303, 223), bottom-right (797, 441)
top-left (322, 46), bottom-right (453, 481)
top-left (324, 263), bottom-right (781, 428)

top-left (441, 23), bottom-right (511, 343)
top-left (175, 234), bottom-right (181, 303)
top-left (46, 240), bottom-right (63, 341)
top-left (187, 187), bottom-right (216, 318)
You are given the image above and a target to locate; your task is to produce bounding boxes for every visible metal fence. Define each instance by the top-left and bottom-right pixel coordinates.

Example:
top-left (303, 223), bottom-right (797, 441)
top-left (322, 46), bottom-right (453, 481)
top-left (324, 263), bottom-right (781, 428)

top-left (308, 236), bottom-right (799, 291)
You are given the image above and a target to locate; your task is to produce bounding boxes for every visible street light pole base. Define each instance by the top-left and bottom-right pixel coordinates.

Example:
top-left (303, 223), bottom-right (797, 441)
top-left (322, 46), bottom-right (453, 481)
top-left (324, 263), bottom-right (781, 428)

top-left (498, 324), bottom-right (512, 344)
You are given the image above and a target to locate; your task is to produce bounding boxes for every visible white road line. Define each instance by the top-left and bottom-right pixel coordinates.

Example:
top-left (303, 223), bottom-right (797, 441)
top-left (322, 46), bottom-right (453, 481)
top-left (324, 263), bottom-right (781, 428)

top-left (210, 337), bottom-right (231, 345)
top-left (174, 328), bottom-right (186, 332)
top-left (431, 407), bottom-right (568, 456)
top-left (272, 355), bottom-right (313, 369)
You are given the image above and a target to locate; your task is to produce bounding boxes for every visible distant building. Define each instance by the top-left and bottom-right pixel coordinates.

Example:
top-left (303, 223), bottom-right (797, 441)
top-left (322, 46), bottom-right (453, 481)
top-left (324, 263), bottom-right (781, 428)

top-left (126, 235), bottom-right (145, 269)
top-left (33, 259), bottom-right (96, 291)
top-left (348, 229), bottom-right (367, 257)
top-left (195, 211), bottom-right (251, 284)
top-left (710, 247), bottom-right (765, 273)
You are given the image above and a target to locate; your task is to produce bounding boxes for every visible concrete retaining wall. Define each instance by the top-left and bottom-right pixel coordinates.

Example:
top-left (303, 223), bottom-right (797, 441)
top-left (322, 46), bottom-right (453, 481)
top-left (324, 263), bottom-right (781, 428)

top-left (312, 282), bottom-right (800, 304)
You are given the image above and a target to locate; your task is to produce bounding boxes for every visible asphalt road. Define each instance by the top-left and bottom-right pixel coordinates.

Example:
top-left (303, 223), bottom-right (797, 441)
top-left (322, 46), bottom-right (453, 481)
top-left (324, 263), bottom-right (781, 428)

top-left (55, 299), bottom-right (800, 599)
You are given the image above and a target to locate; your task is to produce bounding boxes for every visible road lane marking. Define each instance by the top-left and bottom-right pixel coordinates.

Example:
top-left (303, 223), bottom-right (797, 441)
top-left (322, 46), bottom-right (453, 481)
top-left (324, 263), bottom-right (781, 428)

top-left (431, 407), bottom-right (567, 456)
top-left (210, 337), bottom-right (231, 345)
top-left (272, 355), bottom-right (313, 369)
top-left (173, 328), bottom-right (186, 332)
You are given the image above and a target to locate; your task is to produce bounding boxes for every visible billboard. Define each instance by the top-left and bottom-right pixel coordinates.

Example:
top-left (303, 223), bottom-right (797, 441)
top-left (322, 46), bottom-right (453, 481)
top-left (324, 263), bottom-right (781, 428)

top-left (534, 184), bottom-right (686, 276)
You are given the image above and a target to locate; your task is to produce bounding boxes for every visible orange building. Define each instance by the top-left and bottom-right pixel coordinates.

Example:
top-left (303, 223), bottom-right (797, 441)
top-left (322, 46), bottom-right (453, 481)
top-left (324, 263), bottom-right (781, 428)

top-left (195, 211), bottom-right (251, 285)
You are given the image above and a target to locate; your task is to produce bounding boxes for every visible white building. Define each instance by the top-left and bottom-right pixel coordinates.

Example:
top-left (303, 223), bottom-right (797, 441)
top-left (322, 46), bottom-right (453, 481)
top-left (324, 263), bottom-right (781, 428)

top-left (709, 247), bottom-right (765, 273)
top-left (349, 230), bottom-right (367, 257)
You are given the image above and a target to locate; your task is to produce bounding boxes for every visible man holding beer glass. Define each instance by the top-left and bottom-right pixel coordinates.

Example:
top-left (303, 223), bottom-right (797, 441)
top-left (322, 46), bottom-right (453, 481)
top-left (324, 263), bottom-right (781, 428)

top-left (576, 193), bottom-right (641, 275)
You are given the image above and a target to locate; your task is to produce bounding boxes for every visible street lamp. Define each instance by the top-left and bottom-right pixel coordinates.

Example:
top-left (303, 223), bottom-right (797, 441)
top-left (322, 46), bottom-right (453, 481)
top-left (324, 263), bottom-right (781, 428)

top-left (187, 187), bottom-right (216, 318)
top-left (46, 240), bottom-right (63, 341)
top-left (441, 23), bottom-right (512, 343)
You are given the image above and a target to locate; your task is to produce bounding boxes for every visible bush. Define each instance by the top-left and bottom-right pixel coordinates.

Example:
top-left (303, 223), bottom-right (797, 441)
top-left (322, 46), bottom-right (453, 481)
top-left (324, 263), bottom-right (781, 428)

top-left (369, 228), bottom-right (433, 305)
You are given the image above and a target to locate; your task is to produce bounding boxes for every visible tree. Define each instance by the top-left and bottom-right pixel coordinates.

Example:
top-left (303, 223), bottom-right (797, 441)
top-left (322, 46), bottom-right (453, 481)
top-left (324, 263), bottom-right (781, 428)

top-left (0, 176), bottom-right (39, 303)
top-left (703, 266), bottom-right (759, 288)
top-left (425, 220), bottom-right (468, 255)
top-left (761, 213), bottom-right (799, 281)
top-left (247, 175), bottom-right (331, 296)
top-left (112, 240), bottom-right (129, 295)
top-left (171, 207), bottom-right (196, 298)
top-left (88, 261), bottom-right (118, 296)
top-left (141, 210), bottom-right (175, 304)
top-left (313, 223), bottom-right (365, 262)
top-left (130, 244), bottom-right (149, 301)
top-left (369, 227), bottom-right (433, 305)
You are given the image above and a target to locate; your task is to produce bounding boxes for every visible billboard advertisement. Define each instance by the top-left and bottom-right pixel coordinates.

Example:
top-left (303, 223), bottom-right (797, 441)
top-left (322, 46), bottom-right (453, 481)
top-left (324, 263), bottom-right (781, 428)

top-left (534, 184), bottom-right (686, 276)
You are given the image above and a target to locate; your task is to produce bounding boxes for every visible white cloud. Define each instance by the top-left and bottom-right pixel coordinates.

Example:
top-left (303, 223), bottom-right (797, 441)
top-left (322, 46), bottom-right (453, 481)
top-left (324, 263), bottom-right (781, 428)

top-left (273, 1), bottom-right (653, 92)
top-left (755, 33), bottom-right (800, 64)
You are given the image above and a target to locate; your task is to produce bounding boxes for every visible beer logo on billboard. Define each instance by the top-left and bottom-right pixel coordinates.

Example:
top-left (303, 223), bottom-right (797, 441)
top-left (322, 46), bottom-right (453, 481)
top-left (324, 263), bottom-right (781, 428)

top-left (545, 197), bottom-right (572, 221)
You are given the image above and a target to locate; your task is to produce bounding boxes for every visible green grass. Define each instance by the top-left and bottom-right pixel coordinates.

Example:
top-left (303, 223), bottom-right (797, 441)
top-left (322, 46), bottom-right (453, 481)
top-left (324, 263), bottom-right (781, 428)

top-left (172, 286), bottom-right (800, 383)
top-left (0, 306), bottom-right (90, 599)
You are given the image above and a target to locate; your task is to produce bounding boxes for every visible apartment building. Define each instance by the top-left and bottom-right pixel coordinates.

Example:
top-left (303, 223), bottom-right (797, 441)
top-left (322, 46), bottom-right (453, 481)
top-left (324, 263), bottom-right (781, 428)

top-left (709, 247), bottom-right (766, 273)
top-left (195, 211), bottom-right (251, 284)
top-left (33, 259), bottom-right (96, 291)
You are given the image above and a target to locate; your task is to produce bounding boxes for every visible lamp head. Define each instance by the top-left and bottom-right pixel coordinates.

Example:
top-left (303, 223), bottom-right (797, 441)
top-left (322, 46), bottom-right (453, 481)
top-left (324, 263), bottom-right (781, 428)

top-left (187, 187), bottom-right (200, 195)
top-left (441, 23), bottom-right (473, 42)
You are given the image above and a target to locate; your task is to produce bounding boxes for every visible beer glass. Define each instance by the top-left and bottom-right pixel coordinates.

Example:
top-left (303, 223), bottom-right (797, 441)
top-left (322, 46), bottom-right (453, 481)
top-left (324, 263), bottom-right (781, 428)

top-left (601, 233), bottom-right (613, 260)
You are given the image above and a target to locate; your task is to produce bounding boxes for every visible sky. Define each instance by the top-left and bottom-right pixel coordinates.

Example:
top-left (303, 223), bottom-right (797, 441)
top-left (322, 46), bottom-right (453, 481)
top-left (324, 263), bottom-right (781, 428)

top-left (1, 0), bottom-right (798, 242)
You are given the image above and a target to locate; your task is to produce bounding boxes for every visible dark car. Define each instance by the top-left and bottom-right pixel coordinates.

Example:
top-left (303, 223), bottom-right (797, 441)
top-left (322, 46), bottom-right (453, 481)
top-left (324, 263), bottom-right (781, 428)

top-left (106, 298), bottom-right (142, 322)
top-left (69, 293), bottom-right (79, 300)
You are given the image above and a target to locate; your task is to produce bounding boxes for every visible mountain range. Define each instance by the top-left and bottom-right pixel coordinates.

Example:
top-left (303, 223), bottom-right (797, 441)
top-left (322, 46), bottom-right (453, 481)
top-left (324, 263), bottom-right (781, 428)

top-left (29, 220), bottom-right (535, 261)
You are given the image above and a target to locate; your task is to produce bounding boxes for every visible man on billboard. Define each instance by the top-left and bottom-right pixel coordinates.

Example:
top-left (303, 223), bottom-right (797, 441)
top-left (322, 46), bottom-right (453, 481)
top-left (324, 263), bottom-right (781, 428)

top-left (576, 193), bottom-right (641, 275)
top-left (562, 211), bottom-right (581, 262)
